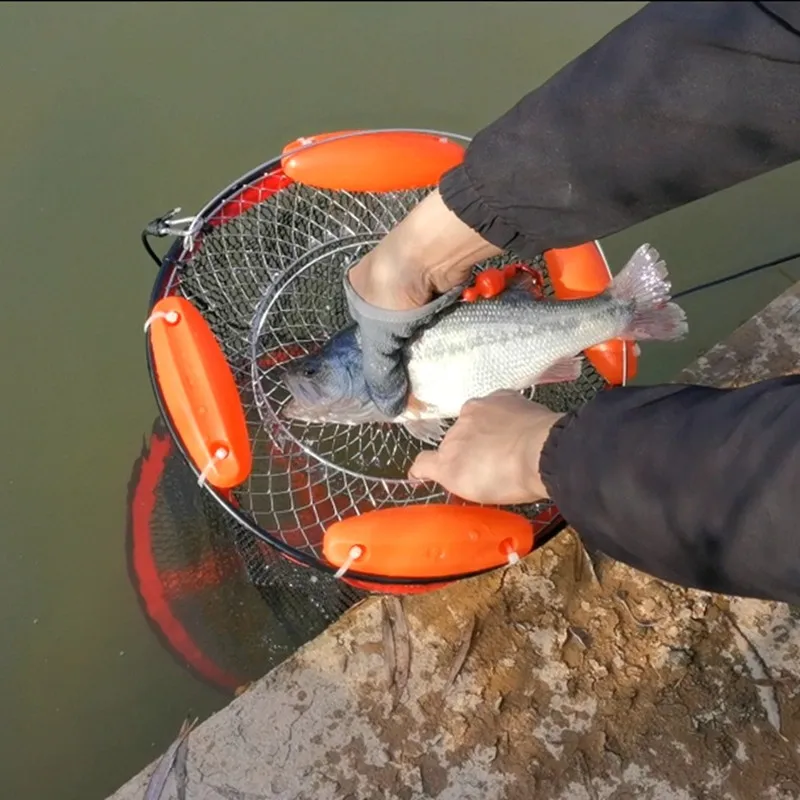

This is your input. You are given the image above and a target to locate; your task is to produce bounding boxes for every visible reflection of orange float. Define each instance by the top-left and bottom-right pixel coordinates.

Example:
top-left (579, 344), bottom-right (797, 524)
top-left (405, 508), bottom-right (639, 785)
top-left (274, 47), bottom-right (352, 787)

top-left (146, 128), bottom-right (632, 595)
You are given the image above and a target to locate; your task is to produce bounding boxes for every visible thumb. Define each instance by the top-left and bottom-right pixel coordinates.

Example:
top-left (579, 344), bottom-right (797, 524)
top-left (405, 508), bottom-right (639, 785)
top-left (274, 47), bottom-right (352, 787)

top-left (408, 449), bottom-right (441, 483)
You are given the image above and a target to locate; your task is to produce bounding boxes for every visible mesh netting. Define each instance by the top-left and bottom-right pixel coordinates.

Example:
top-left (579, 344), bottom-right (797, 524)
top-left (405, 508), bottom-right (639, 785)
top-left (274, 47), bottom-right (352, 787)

top-left (127, 418), bottom-right (364, 694)
top-left (157, 160), bottom-right (608, 578)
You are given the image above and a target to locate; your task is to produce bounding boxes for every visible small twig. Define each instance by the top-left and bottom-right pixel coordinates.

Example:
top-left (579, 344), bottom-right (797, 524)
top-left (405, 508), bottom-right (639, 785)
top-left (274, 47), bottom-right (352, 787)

top-left (724, 611), bottom-right (784, 738)
top-left (175, 728), bottom-right (190, 800)
top-left (567, 626), bottom-right (591, 649)
top-left (615, 590), bottom-right (663, 628)
top-left (581, 545), bottom-right (600, 585)
top-left (443, 615), bottom-right (477, 695)
top-left (576, 751), bottom-right (599, 800)
top-left (388, 597), bottom-right (410, 707)
top-left (381, 598), bottom-right (396, 691)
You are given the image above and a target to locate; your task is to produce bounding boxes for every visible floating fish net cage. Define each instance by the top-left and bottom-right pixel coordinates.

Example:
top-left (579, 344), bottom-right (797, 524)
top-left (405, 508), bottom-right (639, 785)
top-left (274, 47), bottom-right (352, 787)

top-left (141, 129), bottom-right (614, 594)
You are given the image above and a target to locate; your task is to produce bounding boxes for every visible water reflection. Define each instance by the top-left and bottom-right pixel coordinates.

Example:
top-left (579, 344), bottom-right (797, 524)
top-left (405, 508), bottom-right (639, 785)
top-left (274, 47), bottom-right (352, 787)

top-left (126, 417), bottom-right (364, 696)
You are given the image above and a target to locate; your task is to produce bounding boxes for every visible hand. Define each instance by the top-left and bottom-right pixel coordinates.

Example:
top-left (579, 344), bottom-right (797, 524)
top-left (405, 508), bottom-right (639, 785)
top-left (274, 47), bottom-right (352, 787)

top-left (344, 189), bottom-right (502, 418)
top-left (408, 391), bottom-right (564, 505)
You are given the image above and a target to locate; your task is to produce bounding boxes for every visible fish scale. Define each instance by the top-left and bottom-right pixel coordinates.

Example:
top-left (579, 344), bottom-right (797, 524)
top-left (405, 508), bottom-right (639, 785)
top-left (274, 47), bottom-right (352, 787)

top-left (407, 291), bottom-right (635, 417)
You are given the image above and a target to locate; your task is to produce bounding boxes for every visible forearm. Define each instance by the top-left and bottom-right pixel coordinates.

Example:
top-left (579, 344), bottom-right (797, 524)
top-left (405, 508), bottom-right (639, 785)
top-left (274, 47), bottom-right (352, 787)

top-left (539, 376), bottom-right (800, 603)
top-left (441, 1), bottom-right (800, 259)
top-left (349, 189), bottom-right (502, 309)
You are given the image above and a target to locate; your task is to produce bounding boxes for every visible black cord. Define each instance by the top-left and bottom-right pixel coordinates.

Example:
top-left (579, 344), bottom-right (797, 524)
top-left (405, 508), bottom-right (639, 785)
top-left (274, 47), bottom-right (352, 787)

top-left (672, 250), bottom-right (800, 300)
top-left (141, 229), bottom-right (164, 268)
top-left (140, 207), bottom-right (187, 269)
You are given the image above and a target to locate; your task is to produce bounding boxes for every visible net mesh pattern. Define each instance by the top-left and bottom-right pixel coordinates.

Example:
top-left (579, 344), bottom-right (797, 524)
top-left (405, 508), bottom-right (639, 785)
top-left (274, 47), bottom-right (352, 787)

top-left (160, 168), bottom-right (608, 572)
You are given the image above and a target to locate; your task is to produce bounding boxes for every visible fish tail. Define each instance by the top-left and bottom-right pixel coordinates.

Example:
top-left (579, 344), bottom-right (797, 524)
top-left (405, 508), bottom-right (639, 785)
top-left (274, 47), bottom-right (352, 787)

top-left (608, 243), bottom-right (689, 342)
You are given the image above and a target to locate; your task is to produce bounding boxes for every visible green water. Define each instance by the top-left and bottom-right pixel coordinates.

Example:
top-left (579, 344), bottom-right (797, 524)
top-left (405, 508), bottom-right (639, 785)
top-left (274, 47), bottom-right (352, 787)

top-left (1, 3), bottom-right (799, 798)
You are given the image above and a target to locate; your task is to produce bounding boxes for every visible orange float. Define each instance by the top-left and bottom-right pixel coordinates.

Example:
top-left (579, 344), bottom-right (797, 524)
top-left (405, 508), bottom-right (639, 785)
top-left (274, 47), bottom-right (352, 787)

top-left (153, 128), bottom-right (632, 591)
top-left (543, 243), bottom-right (638, 384)
top-left (322, 505), bottom-right (534, 580)
top-left (147, 296), bottom-right (252, 490)
top-left (281, 130), bottom-right (466, 193)
top-left (273, 127), bottom-right (635, 590)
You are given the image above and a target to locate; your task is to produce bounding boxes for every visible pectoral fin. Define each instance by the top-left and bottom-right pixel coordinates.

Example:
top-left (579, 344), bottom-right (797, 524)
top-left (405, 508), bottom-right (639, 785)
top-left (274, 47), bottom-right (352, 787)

top-left (535, 356), bottom-right (584, 385)
top-left (403, 417), bottom-right (448, 445)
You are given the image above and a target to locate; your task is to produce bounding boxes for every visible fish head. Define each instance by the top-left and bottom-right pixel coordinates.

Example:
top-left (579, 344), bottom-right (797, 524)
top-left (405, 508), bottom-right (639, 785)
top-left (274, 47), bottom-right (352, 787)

top-left (281, 325), bottom-right (378, 425)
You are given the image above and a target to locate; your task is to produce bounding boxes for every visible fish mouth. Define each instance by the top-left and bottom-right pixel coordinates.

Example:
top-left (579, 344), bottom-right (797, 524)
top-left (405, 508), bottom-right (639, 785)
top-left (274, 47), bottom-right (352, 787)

top-left (282, 396), bottom-right (328, 423)
top-left (281, 372), bottom-right (325, 421)
top-left (281, 366), bottom-right (384, 427)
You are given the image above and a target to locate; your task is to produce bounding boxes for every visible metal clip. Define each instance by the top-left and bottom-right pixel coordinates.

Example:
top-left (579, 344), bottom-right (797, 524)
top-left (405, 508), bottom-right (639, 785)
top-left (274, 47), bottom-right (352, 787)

top-left (144, 207), bottom-right (202, 254)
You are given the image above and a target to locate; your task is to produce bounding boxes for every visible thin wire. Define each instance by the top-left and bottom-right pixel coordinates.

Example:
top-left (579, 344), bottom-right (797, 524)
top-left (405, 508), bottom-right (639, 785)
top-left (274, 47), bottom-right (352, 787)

top-left (673, 250), bottom-right (800, 300)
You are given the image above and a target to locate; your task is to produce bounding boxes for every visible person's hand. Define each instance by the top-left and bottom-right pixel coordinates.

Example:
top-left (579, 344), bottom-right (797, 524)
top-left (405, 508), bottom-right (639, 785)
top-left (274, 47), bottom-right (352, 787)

top-left (408, 391), bottom-right (564, 505)
top-left (344, 189), bottom-right (501, 418)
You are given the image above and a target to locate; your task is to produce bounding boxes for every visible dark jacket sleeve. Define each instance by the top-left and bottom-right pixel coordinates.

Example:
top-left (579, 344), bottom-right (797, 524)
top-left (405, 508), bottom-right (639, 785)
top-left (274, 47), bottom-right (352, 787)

top-left (437, 2), bottom-right (800, 602)
top-left (539, 378), bottom-right (800, 605)
top-left (439, 1), bottom-right (800, 260)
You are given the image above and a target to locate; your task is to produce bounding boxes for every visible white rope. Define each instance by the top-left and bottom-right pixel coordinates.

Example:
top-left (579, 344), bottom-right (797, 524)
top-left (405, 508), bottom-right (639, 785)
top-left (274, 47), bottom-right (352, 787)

top-left (143, 308), bottom-right (180, 332)
top-left (197, 446), bottom-right (230, 488)
top-left (334, 545), bottom-right (364, 579)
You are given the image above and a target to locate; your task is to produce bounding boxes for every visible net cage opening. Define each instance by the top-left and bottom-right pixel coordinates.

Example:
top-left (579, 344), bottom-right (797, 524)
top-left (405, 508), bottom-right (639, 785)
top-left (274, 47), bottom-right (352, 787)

top-left (144, 129), bottom-right (615, 589)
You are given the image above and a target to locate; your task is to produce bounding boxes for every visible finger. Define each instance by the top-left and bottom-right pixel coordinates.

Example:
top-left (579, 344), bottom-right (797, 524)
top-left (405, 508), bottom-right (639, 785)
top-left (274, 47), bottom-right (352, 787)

top-left (462, 390), bottom-right (517, 413)
top-left (408, 450), bottom-right (441, 483)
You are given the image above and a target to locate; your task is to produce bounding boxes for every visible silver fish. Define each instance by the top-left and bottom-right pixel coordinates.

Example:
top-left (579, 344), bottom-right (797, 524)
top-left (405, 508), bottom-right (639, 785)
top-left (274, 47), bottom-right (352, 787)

top-left (281, 243), bottom-right (688, 444)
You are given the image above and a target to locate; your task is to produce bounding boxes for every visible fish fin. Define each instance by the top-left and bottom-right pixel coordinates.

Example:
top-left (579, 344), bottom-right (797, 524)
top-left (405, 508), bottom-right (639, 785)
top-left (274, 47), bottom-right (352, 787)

top-left (403, 417), bottom-right (448, 445)
top-left (609, 244), bottom-right (689, 342)
top-left (536, 356), bottom-right (584, 385)
top-left (405, 394), bottom-right (430, 414)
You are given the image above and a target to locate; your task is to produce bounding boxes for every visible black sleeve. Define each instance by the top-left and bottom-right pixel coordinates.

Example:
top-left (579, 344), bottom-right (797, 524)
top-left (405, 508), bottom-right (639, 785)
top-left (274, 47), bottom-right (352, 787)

top-left (539, 377), bottom-right (800, 604)
top-left (439, 1), bottom-right (800, 260)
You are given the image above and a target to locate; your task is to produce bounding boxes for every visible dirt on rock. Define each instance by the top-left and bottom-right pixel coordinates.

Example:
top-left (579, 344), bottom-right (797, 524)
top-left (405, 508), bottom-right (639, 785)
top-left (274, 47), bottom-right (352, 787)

top-left (319, 528), bottom-right (800, 800)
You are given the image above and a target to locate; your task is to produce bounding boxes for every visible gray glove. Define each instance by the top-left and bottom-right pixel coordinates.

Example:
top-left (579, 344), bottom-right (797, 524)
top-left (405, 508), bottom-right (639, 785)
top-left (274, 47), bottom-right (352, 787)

top-left (343, 268), bottom-right (465, 418)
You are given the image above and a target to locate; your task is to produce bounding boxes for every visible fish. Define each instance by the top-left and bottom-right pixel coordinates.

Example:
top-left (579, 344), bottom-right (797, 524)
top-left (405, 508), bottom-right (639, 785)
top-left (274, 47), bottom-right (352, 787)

top-left (280, 243), bottom-right (688, 444)
top-left (143, 716), bottom-right (197, 800)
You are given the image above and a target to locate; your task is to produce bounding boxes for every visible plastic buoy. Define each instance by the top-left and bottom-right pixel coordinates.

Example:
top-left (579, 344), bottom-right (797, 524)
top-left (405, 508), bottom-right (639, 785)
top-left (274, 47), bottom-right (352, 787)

top-left (281, 130), bottom-right (466, 193)
top-left (147, 296), bottom-right (252, 489)
top-left (322, 504), bottom-right (534, 580)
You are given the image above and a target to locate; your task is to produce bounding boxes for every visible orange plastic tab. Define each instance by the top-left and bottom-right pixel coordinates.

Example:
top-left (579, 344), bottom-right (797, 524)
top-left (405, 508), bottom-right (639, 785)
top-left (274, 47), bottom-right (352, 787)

top-left (543, 242), bottom-right (638, 384)
top-left (461, 263), bottom-right (544, 303)
top-left (322, 504), bottom-right (534, 580)
top-left (281, 130), bottom-right (466, 193)
top-left (148, 296), bottom-right (252, 489)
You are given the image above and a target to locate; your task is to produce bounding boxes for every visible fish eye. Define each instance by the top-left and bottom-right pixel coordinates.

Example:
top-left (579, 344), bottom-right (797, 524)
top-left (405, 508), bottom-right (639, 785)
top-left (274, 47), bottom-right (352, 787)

top-left (302, 365), bottom-right (317, 377)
